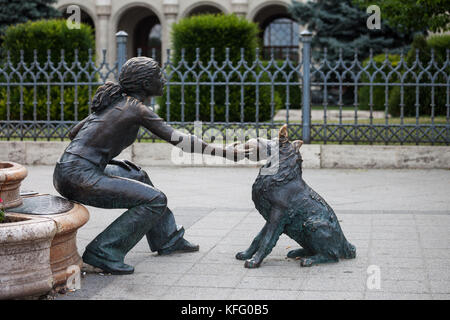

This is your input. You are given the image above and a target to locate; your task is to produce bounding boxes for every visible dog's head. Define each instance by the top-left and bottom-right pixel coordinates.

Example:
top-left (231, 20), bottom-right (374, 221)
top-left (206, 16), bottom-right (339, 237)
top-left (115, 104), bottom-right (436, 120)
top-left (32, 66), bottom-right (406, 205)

top-left (278, 124), bottom-right (303, 155)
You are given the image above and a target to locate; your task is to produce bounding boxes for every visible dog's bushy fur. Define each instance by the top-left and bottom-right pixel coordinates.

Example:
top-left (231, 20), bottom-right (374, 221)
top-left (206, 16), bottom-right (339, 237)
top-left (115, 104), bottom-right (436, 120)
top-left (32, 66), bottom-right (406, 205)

top-left (236, 126), bottom-right (356, 268)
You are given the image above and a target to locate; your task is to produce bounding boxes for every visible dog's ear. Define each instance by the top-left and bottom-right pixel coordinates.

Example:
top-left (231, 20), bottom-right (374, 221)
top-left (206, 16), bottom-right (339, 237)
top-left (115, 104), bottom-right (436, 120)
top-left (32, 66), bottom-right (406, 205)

top-left (278, 124), bottom-right (288, 140)
top-left (292, 140), bottom-right (303, 152)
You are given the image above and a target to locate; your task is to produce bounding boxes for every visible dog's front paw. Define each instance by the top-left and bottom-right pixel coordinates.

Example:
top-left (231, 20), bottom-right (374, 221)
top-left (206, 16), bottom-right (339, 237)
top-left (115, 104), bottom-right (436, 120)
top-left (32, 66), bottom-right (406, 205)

top-left (236, 251), bottom-right (252, 260)
top-left (244, 259), bottom-right (261, 268)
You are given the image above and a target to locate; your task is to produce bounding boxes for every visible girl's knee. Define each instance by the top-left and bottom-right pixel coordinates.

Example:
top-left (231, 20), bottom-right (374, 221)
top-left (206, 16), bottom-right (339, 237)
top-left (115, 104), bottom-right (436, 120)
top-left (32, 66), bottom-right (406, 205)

top-left (139, 170), bottom-right (152, 184)
top-left (152, 190), bottom-right (168, 209)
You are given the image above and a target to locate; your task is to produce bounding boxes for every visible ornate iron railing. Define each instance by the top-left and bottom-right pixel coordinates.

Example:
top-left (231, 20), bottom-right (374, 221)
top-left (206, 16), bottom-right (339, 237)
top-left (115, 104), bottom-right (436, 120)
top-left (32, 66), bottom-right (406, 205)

top-left (0, 31), bottom-right (448, 144)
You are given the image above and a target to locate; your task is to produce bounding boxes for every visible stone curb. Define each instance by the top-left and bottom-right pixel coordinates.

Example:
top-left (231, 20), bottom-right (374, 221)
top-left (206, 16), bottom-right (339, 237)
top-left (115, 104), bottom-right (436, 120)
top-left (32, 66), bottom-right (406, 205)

top-left (1, 141), bottom-right (449, 169)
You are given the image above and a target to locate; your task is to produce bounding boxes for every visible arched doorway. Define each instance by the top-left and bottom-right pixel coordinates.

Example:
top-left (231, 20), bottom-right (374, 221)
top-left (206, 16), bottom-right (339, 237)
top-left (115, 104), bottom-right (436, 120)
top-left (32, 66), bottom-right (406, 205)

top-left (253, 4), bottom-right (299, 61)
top-left (186, 4), bottom-right (223, 17)
top-left (117, 6), bottom-right (162, 64)
top-left (133, 16), bottom-right (162, 63)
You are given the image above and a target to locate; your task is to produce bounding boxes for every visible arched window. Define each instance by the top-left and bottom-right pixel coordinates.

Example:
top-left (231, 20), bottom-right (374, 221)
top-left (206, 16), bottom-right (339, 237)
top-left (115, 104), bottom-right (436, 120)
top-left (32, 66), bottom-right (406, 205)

top-left (263, 18), bottom-right (299, 60)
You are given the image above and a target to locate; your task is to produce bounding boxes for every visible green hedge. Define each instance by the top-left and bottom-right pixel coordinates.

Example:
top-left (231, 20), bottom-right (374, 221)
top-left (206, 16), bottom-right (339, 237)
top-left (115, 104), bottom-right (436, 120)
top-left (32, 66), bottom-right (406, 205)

top-left (388, 34), bottom-right (450, 117)
top-left (358, 54), bottom-right (401, 111)
top-left (158, 14), bottom-right (282, 122)
top-left (358, 34), bottom-right (450, 117)
top-left (0, 19), bottom-right (96, 121)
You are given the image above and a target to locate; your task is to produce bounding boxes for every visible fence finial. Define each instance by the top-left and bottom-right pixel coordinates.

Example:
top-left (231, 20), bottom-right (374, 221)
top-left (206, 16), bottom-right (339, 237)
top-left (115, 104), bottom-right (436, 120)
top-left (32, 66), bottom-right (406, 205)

top-left (116, 31), bottom-right (128, 73)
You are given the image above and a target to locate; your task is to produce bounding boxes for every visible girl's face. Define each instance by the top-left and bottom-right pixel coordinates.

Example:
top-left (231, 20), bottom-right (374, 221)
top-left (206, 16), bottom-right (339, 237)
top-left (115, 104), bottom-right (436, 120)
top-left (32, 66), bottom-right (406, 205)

top-left (145, 70), bottom-right (165, 98)
top-left (154, 71), bottom-right (166, 96)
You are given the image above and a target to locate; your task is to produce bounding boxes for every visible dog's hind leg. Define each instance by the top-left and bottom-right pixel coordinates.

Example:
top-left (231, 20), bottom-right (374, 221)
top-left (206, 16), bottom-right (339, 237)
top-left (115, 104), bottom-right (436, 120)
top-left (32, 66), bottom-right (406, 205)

top-left (244, 207), bottom-right (286, 268)
top-left (287, 248), bottom-right (313, 259)
top-left (236, 223), bottom-right (268, 261)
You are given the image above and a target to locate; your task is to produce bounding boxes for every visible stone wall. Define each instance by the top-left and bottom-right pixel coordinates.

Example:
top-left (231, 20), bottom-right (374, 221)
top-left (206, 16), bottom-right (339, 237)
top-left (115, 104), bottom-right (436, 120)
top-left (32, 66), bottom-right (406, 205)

top-left (2, 141), bottom-right (449, 169)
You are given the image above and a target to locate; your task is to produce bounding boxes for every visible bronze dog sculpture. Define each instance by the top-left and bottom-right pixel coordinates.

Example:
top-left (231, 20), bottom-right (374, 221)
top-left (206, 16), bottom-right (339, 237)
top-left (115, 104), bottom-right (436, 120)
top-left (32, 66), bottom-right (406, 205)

top-left (236, 125), bottom-right (356, 268)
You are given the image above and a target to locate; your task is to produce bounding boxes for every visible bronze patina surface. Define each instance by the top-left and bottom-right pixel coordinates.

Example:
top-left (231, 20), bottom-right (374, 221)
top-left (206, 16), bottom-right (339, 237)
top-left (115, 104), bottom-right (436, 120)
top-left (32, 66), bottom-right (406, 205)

top-left (53, 57), bottom-right (247, 275)
top-left (236, 125), bottom-right (356, 268)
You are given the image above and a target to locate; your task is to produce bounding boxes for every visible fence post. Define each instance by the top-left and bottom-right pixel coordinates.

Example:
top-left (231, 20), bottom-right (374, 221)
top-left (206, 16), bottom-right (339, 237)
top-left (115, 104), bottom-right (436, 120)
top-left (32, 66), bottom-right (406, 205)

top-left (301, 30), bottom-right (312, 144)
top-left (116, 31), bottom-right (128, 73)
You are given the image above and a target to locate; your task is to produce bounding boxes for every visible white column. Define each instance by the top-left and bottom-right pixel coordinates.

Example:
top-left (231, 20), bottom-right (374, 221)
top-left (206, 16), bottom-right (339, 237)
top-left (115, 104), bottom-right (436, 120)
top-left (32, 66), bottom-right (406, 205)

top-left (232, 0), bottom-right (249, 18)
top-left (162, 0), bottom-right (179, 64)
top-left (95, 0), bottom-right (112, 65)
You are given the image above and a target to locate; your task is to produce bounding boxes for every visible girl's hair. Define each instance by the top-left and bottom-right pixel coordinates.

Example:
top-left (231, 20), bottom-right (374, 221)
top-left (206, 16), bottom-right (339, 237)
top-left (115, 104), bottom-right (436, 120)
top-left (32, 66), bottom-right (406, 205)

top-left (91, 57), bottom-right (160, 113)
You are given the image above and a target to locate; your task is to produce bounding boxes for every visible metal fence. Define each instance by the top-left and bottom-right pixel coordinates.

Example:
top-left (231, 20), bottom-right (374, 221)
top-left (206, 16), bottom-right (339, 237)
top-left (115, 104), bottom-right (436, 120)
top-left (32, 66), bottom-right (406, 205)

top-left (0, 31), bottom-right (449, 144)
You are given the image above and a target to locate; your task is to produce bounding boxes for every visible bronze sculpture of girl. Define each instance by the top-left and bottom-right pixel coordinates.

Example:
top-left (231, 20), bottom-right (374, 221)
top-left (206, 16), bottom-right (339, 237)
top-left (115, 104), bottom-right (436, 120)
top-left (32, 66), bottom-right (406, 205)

top-left (53, 57), bottom-right (250, 274)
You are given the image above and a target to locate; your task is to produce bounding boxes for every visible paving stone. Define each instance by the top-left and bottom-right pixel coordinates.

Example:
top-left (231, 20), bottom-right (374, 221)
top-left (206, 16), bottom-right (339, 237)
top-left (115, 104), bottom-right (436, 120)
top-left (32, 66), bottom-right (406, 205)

top-left (375, 267), bottom-right (427, 281)
top-left (299, 291), bottom-right (364, 300)
top-left (243, 264), bottom-right (308, 278)
top-left (369, 257), bottom-right (425, 269)
top-left (199, 252), bottom-right (246, 265)
top-left (176, 274), bottom-right (243, 288)
top-left (372, 239), bottom-right (420, 249)
top-left (229, 288), bottom-right (300, 300)
top-left (372, 232), bottom-right (419, 240)
top-left (423, 249), bottom-right (450, 259)
top-left (237, 276), bottom-right (303, 291)
top-left (432, 294), bottom-right (450, 300)
top-left (420, 238), bottom-right (450, 249)
top-left (92, 284), bottom-right (171, 300)
top-left (134, 261), bottom-right (195, 274)
top-left (429, 280), bottom-right (450, 293)
top-left (300, 276), bottom-right (366, 292)
top-left (373, 280), bottom-right (430, 294)
top-left (369, 247), bottom-right (423, 258)
top-left (365, 292), bottom-right (432, 300)
top-left (186, 228), bottom-right (231, 237)
top-left (186, 263), bottom-right (249, 276)
top-left (161, 286), bottom-right (233, 300)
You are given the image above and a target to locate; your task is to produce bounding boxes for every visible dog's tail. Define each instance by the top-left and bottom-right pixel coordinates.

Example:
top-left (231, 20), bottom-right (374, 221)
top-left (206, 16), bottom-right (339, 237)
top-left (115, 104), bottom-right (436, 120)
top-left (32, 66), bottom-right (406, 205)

top-left (342, 241), bottom-right (356, 259)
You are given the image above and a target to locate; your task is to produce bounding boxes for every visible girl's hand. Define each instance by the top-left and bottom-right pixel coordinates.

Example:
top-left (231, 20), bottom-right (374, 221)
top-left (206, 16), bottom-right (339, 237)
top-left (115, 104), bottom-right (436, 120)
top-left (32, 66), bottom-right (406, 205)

top-left (109, 159), bottom-right (141, 171)
top-left (227, 138), bottom-right (266, 161)
top-left (220, 144), bottom-right (254, 162)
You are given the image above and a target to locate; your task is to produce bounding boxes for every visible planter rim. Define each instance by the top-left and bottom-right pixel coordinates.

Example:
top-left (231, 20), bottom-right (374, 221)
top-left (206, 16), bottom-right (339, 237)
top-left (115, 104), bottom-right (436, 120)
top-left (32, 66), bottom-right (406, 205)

top-left (0, 161), bottom-right (28, 183)
top-left (0, 215), bottom-right (56, 243)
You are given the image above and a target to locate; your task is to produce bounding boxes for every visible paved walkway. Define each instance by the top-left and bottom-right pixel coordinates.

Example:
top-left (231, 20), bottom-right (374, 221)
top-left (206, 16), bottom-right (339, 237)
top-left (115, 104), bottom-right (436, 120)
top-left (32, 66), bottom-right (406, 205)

top-left (22, 166), bottom-right (450, 300)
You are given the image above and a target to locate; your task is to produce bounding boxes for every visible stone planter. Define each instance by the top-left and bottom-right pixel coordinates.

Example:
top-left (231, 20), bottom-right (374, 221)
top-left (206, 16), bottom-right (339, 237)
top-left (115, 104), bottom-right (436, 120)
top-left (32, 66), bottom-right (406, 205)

top-left (49, 203), bottom-right (89, 286)
top-left (0, 161), bottom-right (90, 298)
top-left (0, 161), bottom-right (27, 209)
top-left (7, 195), bottom-right (90, 287)
top-left (0, 215), bottom-right (56, 299)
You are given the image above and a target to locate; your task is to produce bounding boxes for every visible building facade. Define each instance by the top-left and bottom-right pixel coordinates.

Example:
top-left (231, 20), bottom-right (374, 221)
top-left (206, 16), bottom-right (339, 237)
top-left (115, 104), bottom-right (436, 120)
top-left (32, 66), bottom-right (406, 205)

top-left (55, 0), bottom-right (305, 64)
